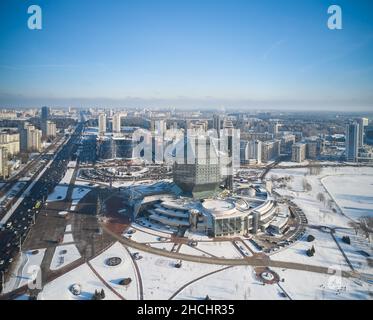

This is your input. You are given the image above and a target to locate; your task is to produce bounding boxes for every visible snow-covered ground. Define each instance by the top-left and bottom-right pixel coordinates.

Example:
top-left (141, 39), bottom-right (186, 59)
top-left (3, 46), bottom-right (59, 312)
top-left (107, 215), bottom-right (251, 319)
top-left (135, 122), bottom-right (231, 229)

top-left (195, 241), bottom-right (242, 259)
top-left (62, 233), bottom-right (74, 244)
top-left (50, 244), bottom-right (81, 271)
top-left (39, 263), bottom-right (120, 300)
top-left (47, 186), bottom-right (68, 202)
top-left (269, 166), bottom-right (373, 228)
top-left (126, 228), bottom-right (167, 243)
top-left (71, 187), bottom-right (92, 206)
top-left (4, 249), bottom-right (46, 293)
top-left (334, 229), bottom-right (372, 273)
top-left (322, 174), bottom-right (373, 221)
top-left (174, 266), bottom-right (283, 300)
top-left (47, 168), bottom-right (75, 202)
top-left (89, 242), bottom-right (139, 300)
top-left (272, 267), bottom-right (371, 300)
top-left (271, 228), bottom-right (350, 271)
top-left (128, 248), bottom-right (222, 300)
top-left (178, 244), bottom-right (208, 257)
top-left (149, 242), bottom-right (176, 251)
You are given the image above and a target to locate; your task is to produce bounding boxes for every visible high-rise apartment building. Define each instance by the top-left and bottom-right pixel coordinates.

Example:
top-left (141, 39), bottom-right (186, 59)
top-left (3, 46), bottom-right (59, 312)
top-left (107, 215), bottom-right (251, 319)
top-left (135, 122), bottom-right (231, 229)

top-left (112, 113), bottom-right (122, 134)
top-left (292, 143), bottom-right (306, 163)
top-left (346, 122), bottom-right (359, 162)
top-left (0, 147), bottom-right (9, 179)
top-left (240, 140), bottom-right (262, 164)
top-left (261, 140), bottom-right (281, 163)
top-left (356, 117), bottom-right (369, 147)
top-left (98, 113), bottom-right (107, 136)
top-left (46, 121), bottom-right (57, 138)
top-left (0, 132), bottom-right (20, 156)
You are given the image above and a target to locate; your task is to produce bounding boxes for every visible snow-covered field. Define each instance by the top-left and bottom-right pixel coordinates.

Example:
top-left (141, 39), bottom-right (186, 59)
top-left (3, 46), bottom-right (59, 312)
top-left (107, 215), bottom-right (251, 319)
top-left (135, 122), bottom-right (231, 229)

top-left (322, 174), bottom-right (373, 221)
top-left (334, 229), bottom-right (372, 273)
top-left (174, 266), bottom-right (282, 300)
top-left (89, 242), bottom-right (139, 300)
top-left (39, 264), bottom-right (120, 300)
top-left (271, 228), bottom-right (350, 271)
top-left (196, 241), bottom-right (242, 259)
top-left (272, 268), bottom-right (371, 300)
top-left (178, 244), bottom-right (208, 257)
top-left (128, 248), bottom-right (222, 300)
top-left (269, 166), bottom-right (373, 228)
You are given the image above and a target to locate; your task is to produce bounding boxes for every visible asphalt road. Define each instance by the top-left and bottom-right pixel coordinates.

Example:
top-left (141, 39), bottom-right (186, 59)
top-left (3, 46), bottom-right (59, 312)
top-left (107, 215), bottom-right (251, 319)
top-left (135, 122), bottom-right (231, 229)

top-left (0, 123), bottom-right (83, 292)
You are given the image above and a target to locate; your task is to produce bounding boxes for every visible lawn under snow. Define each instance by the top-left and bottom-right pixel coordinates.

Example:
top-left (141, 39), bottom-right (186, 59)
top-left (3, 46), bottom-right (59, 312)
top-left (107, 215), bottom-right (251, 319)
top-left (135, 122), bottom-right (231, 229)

top-left (71, 187), bottom-right (92, 206)
top-left (174, 265), bottom-right (283, 300)
top-left (269, 166), bottom-right (373, 228)
top-left (47, 168), bottom-right (75, 202)
top-left (334, 229), bottom-right (372, 273)
top-left (127, 248), bottom-right (223, 300)
top-left (272, 267), bottom-right (371, 300)
top-left (195, 241), bottom-right (242, 259)
top-left (39, 263), bottom-right (120, 300)
top-left (89, 242), bottom-right (139, 300)
top-left (4, 249), bottom-right (46, 293)
top-left (322, 174), bottom-right (373, 221)
top-left (271, 228), bottom-right (350, 271)
top-left (50, 244), bottom-right (81, 271)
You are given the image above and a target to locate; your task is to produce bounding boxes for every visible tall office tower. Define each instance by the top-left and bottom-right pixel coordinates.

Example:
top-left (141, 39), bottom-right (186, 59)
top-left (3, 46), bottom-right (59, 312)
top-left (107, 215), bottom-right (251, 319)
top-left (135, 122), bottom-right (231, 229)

top-left (291, 143), bottom-right (307, 163)
top-left (213, 114), bottom-right (221, 138)
top-left (225, 127), bottom-right (234, 191)
top-left (41, 106), bottom-right (50, 121)
top-left (40, 106), bottom-right (51, 138)
top-left (46, 121), bottom-right (57, 138)
top-left (112, 113), bottom-right (122, 134)
top-left (346, 122), bottom-right (359, 162)
top-left (98, 113), bottom-right (107, 136)
top-left (357, 117), bottom-right (369, 147)
top-left (0, 147), bottom-right (9, 179)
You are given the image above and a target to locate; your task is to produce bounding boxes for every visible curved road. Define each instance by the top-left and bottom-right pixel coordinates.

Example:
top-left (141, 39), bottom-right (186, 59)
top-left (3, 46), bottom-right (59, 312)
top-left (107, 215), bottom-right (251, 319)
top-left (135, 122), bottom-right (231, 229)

top-left (101, 223), bottom-right (368, 280)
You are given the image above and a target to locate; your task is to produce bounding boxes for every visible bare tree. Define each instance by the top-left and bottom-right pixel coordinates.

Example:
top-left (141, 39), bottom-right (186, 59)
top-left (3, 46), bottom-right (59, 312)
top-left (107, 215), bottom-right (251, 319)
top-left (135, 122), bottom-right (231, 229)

top-left (327, 199), bottom-right (334, 210)
top-left (317, 193), bottom-right (325, 204)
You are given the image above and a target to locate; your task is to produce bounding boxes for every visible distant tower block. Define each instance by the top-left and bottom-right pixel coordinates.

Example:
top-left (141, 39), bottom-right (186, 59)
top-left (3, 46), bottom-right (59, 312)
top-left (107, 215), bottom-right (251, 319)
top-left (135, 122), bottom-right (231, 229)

top-left (112, 113), bottom-right (122, 134)
top-left (98, 113), bottom-right (107, 136)
top-left (225, 127), bottom-right (234, 191)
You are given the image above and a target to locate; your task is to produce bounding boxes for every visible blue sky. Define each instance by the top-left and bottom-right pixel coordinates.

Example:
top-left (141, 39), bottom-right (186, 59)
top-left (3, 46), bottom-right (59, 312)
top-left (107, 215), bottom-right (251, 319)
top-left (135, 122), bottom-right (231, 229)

top-left (0, 0), bottom-right (373, 110)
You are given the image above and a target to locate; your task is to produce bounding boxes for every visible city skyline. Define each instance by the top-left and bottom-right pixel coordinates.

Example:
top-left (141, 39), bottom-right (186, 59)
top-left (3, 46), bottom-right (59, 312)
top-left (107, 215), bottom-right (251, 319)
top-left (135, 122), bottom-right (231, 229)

top-left (0, 0), bottom-right (373, 110)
